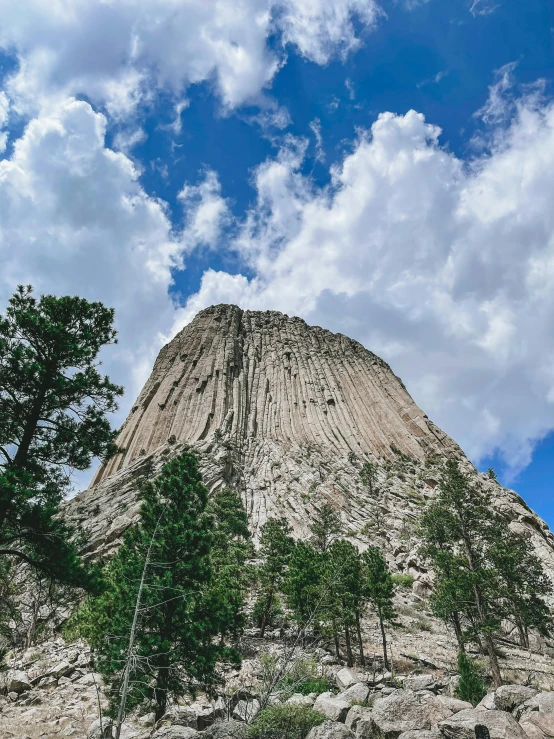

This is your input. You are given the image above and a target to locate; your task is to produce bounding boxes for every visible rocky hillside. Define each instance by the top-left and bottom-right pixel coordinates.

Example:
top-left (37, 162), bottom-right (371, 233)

top-left (4, 304), bottom-right (554, 738)
top-left (66, 304), bottom-right (554, 576)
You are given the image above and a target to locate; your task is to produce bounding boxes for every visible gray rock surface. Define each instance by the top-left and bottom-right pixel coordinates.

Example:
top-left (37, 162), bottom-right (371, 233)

top-left (403, 677), bottom-right (436, 693)
top-left (345, 705), bottom-right (372, 731)
top-left (520, 713), bottom-right (554, 738)
top-left (338, 683), bottom-right (371, 705)
top-left (307, 721), bottom-right (356, 739)
top-left (439, 709), bottom-right (526, 739)
top-left (371, 690), bottom-right (453, 739)
top-left (495, 687), bottom-right (539, 712)
top-left (5, 670), bottom-right (32, 693)
top-left (202, 719), bottom-right (249, 739)
top-left (337, 670), bottom-right (361, 691)
top-left (151, 727), bottom-right (199, 739)
top-left (314, 692), bottom-right (352, 722)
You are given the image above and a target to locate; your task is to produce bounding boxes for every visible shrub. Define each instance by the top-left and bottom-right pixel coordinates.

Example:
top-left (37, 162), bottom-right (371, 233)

top-left (252, 594), bottom-right (283, 629)
top-left (272, 656), bottom-right (332, 698)
top-left (392, 574), bottom-right (415, 589)
top-left (455, 651), bottom-right (487, 706)
top-left (249, 704), bottom-right (326, 739)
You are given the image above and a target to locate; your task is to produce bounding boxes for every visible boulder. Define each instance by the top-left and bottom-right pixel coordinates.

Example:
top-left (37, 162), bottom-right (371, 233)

top-left (495, 687), bottom-right (539, 713)
top-left (431, 696), bottom-right (473, 714)
top-left (338, 669), bottom-right (361, 691)
top-left (151, 728), bottom-right (199, 739)
top-left (356, 716), bottom-right (374, 738)
top-left (520, 713), bottom-right (554, 738)
top-left (403, 677), bottom-right (437, 693)
top-left (338, 684), bottom-right (371, 705)
top-left (314, 692), bottom-right (351, 722)
top-left (50, 661), bottom-right (74, 679)
top-left (345, 706), bottom-right (372, 731)
top-left (5, 670), bottom-right (32, 693)
top-left (398, 731), bottom-right (443, 739)
top-left (439, 708), bottom-right (526, 739)
top-left (288, 693), bottom-right (316, 707)
top-left (87, 718), bottom-right (113, 739)
top-left (232, 698), bottom-right (260, 723)
top-left (203, 719), bottom-right (249, 739)
top-left (307, 721), bottom-right (356, 739)
top-left (519, 722), bottom-right (545, 739)
top-left (371, 690), bottom-right (453, 739)
top-left (477, 694), bottom-right (497, 711)
top-left (538, 695), bottom-right (554, 717)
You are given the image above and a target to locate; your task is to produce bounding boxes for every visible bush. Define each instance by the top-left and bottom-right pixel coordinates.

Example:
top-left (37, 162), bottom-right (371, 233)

top-left (278, 657), bottom-right (332, 697)
top-left (252, 594), bottom-right (283, 629)
top-left (249, 704), bottom-right (326, 739)
top-left (392, 574), bottom-right (414, 589)
top-left (455, 651), bottom-right (487, 706)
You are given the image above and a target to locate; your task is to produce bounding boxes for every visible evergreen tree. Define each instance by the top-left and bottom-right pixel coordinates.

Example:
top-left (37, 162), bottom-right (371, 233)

top-left (71, 453), bottom-right (235, 723)
top-left (283, 541), bottom-right (324, 633)
top-left (455, 651), bottom-right (487, 706)
top-left (360, 462), bottom-right (378, 495)
top-left (324, 539), bottom-right (363, 667)
top-left (419, 460), bottom-right (552, 687)
top-left (310, 503), bottom-right (342, 552)
top-left (257, 518), bottom-right (294, 637)
top-left (206, 488), bottom-right (253, 644)
top-left (362, 546), bottom-right (396, 669)
top-left (0, 286), bottom-right (122, 590)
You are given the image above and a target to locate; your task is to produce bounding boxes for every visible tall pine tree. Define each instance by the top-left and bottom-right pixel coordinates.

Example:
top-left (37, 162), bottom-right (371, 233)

top-left (420, 460), bottom-right (552, 687)
top-left (71, 453), bottom-right (236, 722)
top-left (0, 286), bottom-right (122, 591)
top-left (362, 546), bottom-right (396, 670)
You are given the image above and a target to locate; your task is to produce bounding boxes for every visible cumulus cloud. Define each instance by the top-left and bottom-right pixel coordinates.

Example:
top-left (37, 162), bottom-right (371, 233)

top-left (0, 0), bottom-right (380, 117)
top-left (0, 99), bottom-right (184, 440)
top-left (178, 94), bottom-right (554, 476)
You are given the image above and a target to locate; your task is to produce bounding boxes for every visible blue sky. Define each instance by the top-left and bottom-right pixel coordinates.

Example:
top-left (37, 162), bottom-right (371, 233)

top-left (0, 0), bottom-right (553, 522)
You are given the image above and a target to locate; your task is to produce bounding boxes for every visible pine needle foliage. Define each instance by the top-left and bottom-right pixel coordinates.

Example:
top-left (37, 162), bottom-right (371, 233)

top-left (70, 453), bottom-right (239, 721)
top-left (0, 285), bottom-right (122, 591)
top-left (455, 651), bottom-right (487, 706)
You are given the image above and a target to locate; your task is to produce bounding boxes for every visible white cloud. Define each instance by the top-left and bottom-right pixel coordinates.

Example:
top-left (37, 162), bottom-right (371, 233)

top-left (178, 170), bottom-right (231, 250)
top-left (178, 95), bottom-right (554, 476)
top-left (0, 0), bottom-right (380, 118)
top-left (0, 99), bottom-right (185, 456)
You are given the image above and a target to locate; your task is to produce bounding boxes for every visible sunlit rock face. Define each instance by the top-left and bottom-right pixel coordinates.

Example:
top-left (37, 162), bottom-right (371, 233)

top-left (92, 303), bottom-right (461, 484)
top-left (67, 304), bottom-right (554, 594)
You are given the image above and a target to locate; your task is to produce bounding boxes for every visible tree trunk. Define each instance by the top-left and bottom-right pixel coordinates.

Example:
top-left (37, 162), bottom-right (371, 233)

top-left (484, 633), bottom-right (502, 688)
top-left (345, 624), bottom-right (354, 667)
top-left (260, 589), bottom-right (273, 638)
top-left (154, 667), bottom-right (169, 722)
top-left (452, 613), bottom-right (465, 652)
top-left (517, 622), bottom-right (529, 649)
top-left (378, 605), bottom-right (389, 670)
top-left (332, 620), bottom-right (341, 660)
top-left (12, 380), bottom-right (50, 470)
top-left (355, 611), bottom-right (365, 666)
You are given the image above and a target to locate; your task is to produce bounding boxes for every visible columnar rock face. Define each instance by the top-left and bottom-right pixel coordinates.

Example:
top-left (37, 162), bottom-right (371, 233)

top-left (67, 305), bottom-right (554, 590)
top-left (93, 304), bottom-right (461, 485)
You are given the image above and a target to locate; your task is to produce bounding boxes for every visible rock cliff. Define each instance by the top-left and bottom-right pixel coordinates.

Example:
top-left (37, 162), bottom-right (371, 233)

top-left (65, 304), bottom-right (554, 621)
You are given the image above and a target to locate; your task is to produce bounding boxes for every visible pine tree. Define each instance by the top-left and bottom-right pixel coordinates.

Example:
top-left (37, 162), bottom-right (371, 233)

top-left (360, 462), bottom-right (378, 495)
top-left (0, 286), bottom-right (122, 591)
top-left (206, 488), bottom-right (253, 644)
top-left (283, 541), bottom-right (324, 633)
top-left (257, 518), bottom-right (294, 637)
top-left (362, 546), bottom-right (396, 670)
top-left (310, 503), bottom-right (342, 552)
top-left (324, 540), bottom-right (363, 667)
top-left (419, 460), bottom-right (552, 687)
top-left (71, 453), bottom-right (235, 723)
top-left (455, 651), bottom-right (487, 706)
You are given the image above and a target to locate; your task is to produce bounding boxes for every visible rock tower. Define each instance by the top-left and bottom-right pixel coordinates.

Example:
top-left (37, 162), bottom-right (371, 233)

top-left (66, 305), bottom-right (554, 588)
